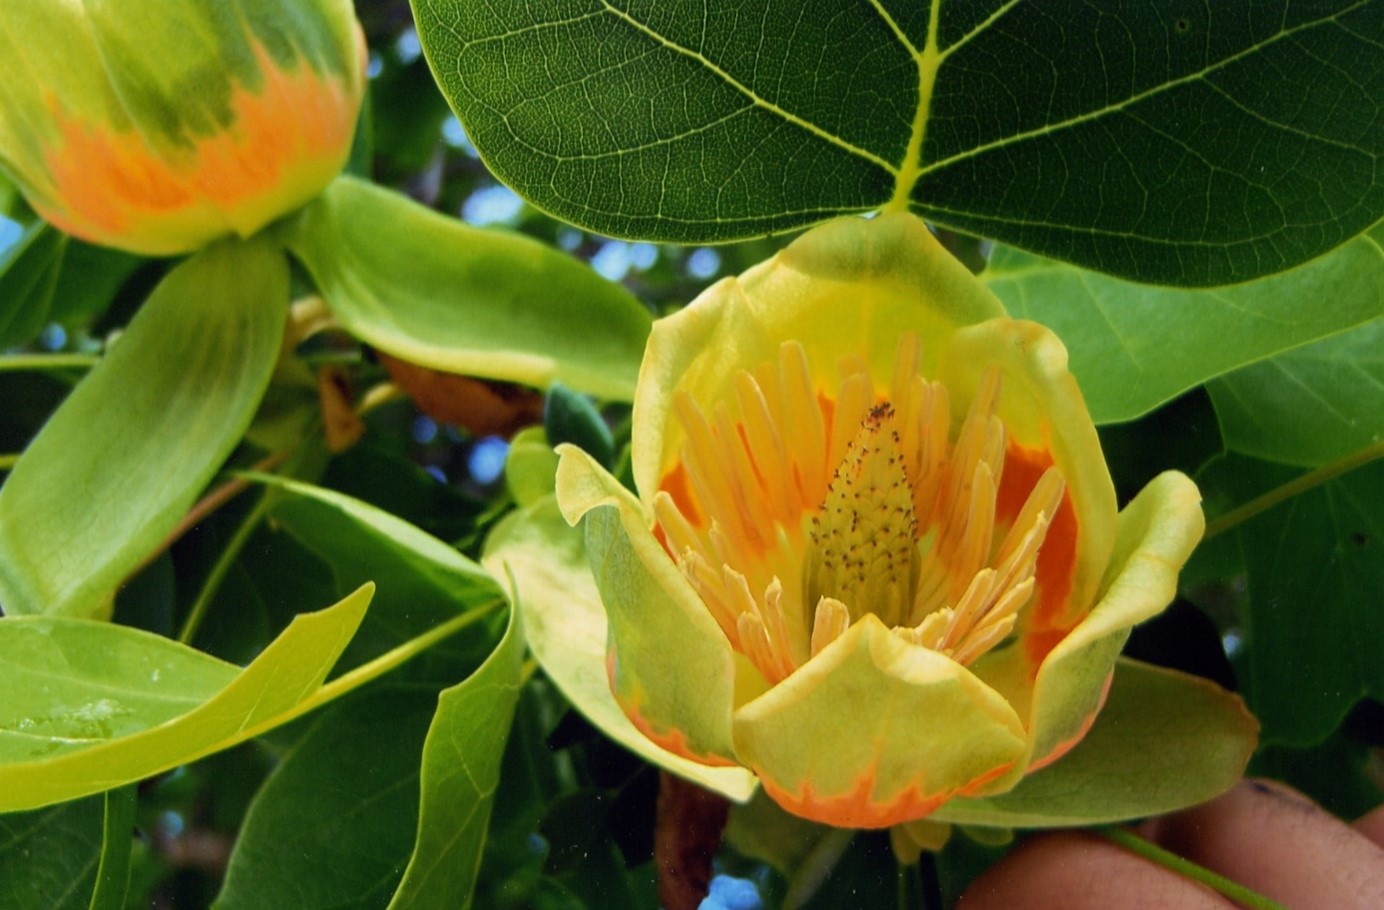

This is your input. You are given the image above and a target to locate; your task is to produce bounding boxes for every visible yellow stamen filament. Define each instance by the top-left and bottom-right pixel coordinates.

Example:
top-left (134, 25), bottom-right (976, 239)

top-left (657, 335), bottom-right (1068, 684)
top-left (811, 597), bottom-right (852, 656)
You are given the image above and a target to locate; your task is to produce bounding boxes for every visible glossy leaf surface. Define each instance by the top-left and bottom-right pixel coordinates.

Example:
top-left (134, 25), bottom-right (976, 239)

top-left (249, 473), bottom-right (504, 675)
top-left (414, 0), bottom-right (1384, 284)
top-left (1197, 454), bottom-right (1384, 745)
top-left (0, 788), bottom-right (134, 910)
top-left (1209, 317), bottom-right (1384, 466)
top-left (929, 660), bottom-right (1257, 827)
top-left (215, 689), bottom-right (437, 910)
top-left (983, 231), bottom-right (1384, 423)
top-left (286, 176), bottom-right (651, 401)
top-left (0, 585), bottom-right (372, 811)
top-left (388, 604), bottom-right (524, 909)
top-left (0, 236), bottom-right (288, 617)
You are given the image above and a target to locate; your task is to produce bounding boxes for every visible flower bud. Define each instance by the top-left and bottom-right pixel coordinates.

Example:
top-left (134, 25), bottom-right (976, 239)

top-left (0, 0), bottom-right (365, 255)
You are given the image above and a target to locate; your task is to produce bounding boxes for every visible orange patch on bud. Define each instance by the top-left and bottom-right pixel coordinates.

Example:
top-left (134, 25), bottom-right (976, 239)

top-left (37, 38), bottom-right (362, 255)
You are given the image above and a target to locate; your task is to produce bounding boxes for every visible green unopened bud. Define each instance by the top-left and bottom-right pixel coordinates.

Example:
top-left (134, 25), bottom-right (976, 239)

top-left (0, 0), bottom-right (365, 256)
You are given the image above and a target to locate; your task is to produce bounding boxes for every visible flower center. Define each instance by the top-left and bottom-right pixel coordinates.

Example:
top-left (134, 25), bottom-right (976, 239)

top-left (654, 336), bottom-right (1066, 684)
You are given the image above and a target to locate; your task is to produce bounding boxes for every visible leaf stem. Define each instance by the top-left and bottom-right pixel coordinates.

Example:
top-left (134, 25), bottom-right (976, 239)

top-left (0, 352), bottom-right (100, 372)
top-left (177, 492), bottom-right (274, 645)
top-left (1204, 438), bottom-right (1384, 539)
top-left (129, 448), bottom-right (293, 579)
top-left (884, 0), bottom-right (942, 212)
top-left (238, 598), bottom-right (507, 741)
top-left (1095, 826), bottom-right (1288, 910)
top-left (784, 828), bottom-right (855, 909)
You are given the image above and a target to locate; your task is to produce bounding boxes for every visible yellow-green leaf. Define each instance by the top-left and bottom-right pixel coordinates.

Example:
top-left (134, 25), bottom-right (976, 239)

top-left (0, 235), bottom-right (288, 617)
top-left (930, 660), bottom-right (1258, 828)
top-left (285, 176), bottom-right (651, 401)
top-left (0, 585), bottom-right (372, 812)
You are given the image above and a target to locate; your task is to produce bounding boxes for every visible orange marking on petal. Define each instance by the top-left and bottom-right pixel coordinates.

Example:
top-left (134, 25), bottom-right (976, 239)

top-left (755, 757), bottom-right (1015, 829)
top-left (1023, 627), bottom-right (1069, 670)
top-left (606, 648), bottom-right (737, 768)
top-left (997, 441), bottom-right (1078, 657)
top-left (658, 461), bottom-right (702, 529)
top-left (1026, 672), bottom-right (1112, 772)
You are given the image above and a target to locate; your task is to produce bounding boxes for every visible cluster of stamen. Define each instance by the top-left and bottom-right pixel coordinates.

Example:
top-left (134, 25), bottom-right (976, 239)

top-left (653, 335), bottom-right (1065, 684)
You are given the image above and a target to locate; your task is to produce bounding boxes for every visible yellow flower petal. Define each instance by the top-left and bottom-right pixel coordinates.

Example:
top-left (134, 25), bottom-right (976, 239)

top-left (556, 444), bottom-right (743, 766)
top-left (732, 615), bottom-right (1025, 828)
top-left (483, 495), bottom-right (757, 801)
top-left (633, 213), bottom-right (1005, 503)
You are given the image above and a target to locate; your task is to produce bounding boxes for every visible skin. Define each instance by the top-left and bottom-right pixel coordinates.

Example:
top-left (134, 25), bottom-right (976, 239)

top-left (958, 780), bottom-right (1384, 909)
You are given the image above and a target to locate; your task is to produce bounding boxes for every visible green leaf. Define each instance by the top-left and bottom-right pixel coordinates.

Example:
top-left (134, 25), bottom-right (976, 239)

top-left (88, 786), bottom-right (135, 910)
top-left (1250, 731), bottom-right (1384, 821)
top-left (0, 222), bottom-right (64, 349)
top-left (482, 496), bottom-right (758, 801)
top-left (388, 604), bottom-right (524, 910)
top-left (0, 787), bottom-right (134, 910)
top-left (983, 232), bottom-right (1384, 423)
top-left (0, 236), bottom-right (288, 617)
top-left (214, 688), bottom-right (438, 910)
top-left (248, 473), bottom-right (504, 675)
top-left (1197, 453), bottom-right (1384, 745)
top-left (504, 426), bottom-right (560, 508)
top-left (284, 175), bottom-right (651, 400)
top-left (413, 0), bottom-right (1384, 284)
top-left (929, 660), bottom-right (1257, 828)
top-left (1208, 317), bottom-right (1384, 466)
top-left (45, 240), bottom-right (144, 328)
top-left (544, 382), bottom-right (615, 469)
top-left (215, 485), bottom-right (515, 910)
top-left (0, 585), bottom-right (372, 812)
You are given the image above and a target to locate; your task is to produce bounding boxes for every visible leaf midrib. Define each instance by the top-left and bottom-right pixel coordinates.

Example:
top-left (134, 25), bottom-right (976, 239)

top-left (582, 0), bottom-right (1375, 218)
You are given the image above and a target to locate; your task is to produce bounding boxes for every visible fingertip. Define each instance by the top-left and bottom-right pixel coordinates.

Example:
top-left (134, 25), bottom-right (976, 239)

top-left (1150, 779), bottom-right (1384, 910)
top-left (1355, 803), bottom-right (1384, 849)
top-left (957, 831), bottom-right (1232, 910)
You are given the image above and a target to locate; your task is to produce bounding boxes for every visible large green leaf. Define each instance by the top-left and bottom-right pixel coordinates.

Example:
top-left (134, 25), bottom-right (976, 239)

top-left (929, 660), bottom-right (1257, 827)
top-left (388, 604), bottom-right (524, 910)
top-left (0, 585), bottom-right (372, 811)
top-left (214, 688), bottom-right (438, 910)
top-left (249, 473), bottom-right (504, 676)
top-left (0, 236), bottom-right (288, 618)
top-left (215, 484), bottom-right (516, 910)
top-left (984, 231), bottom-right (1384, 423)
top-left (284, 176), bottom-right (651, 401)
top-left (413, 0), bottom-right (1384, 285)
top-left (1208, 318), bottom-right (1384, 466)
top-left (1196, 453), bottom-right (1384, 745)
top-left (0, 787), bottom-right (134, 910)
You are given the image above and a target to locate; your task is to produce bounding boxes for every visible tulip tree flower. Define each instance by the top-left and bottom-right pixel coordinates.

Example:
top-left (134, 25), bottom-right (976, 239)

top-left (0, 0), bottom-right (364, 256)
top-left (546, 213), bottom-right (1245, 829)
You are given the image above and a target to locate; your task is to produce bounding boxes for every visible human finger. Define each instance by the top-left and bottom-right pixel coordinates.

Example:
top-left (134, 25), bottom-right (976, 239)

top-left (956, 831), bottom-right (1235, 909)
top-left (1352, 803), bottom-right (1384, 849)
top-left (1143, 779), bottom-right (1384, 909)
